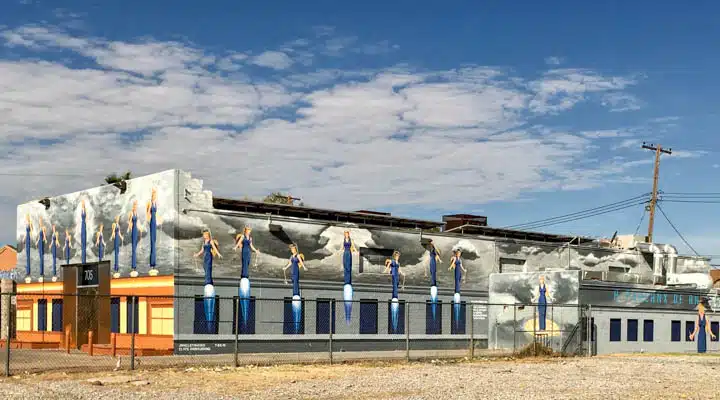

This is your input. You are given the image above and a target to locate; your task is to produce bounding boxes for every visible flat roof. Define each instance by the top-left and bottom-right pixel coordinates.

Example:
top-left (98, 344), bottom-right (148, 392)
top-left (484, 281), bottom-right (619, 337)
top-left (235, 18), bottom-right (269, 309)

top-left (443, 224), bottom-right (596, 244)
top-left (212, 197), bottom-right (445, 230)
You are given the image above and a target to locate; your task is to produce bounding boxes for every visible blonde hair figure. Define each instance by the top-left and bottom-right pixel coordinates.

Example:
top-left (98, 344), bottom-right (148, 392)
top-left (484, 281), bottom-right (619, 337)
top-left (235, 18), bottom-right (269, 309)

top-left (690, 301), bottom-right (716, 353)
top-left (23, 214), bottom-right (34, 283)
top-left (194, 230), bottom-right (222, 333)
top-left (36, 216), bottom-right (47, 283)
top-left (383, 250), bottom-right (405, 333)
top-left (284, 244), bottom-right (307, 334)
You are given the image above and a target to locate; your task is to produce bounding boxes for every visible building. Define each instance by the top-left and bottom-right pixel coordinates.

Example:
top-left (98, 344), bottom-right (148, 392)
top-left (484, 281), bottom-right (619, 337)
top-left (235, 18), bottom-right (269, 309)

top-left (0, 245), bottom-right (17, 274)
top-left (11, 169), bottom-right (716, 355)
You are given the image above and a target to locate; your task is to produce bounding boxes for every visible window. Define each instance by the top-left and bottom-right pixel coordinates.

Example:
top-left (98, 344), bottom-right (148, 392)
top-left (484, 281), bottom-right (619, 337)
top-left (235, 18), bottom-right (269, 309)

top-left (126, 296), bottom-right (139, 334)
top-left (387, 300), bottom-right (405, 335)
top-left (194, 296), bottom-right (219, 334)
top-left (499, 258), bottom-right (525, 273)
top-left (37, 299), bottom-right (47, 331)
top-left (232, 297), bottom-right (256, 335)
top-left (150, 304), bottom-right (174, 335)
top-left (283, 297), bottom-right (305, 334)
top-left (359, 299), bottom-right (378, 334)
top-left (686, 321), bottom-right (695, 341)
top-left (51, 299), bottom-right (63, 332)
top-left (712, 322), bottom-right (719, 342)
top-left (671, 320), bottom-right (681, 342)
top-left (451, 301), bottom-right (467, 335)
top-left (627, 319), bottom-right (638, 341)
top-left (609, 318), bottom-right (621, 342)
top-left (316, 299), bottom-right (336, 335)
top-left (425, 300), bottom-right (443, 335)
top-left (643, 320), bottom-right (654, 342)
top-left (16, 307), bottom-right (31, 331)
top-left (110, 298), bottom-right (120, 333)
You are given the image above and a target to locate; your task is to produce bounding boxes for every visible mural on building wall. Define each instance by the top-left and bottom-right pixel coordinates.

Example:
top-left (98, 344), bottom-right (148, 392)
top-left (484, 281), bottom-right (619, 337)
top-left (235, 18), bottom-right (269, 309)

top-left (193, 229), bottom-right (221, 333)
top-left (283, 243), bottom-right (306, 334)
top-left (449, 249), bottom-right (467, 329)
top-left (425, 239), bottom-right (442, 319)
top-left (383, 250), bottom-right (405, 333)
top-left (487, 271), bottom-right (580, 351)
top-left (689, 301), bottom-right (716, 353)
top-left (233, 226), bottom-right (259, 330)
top-left (16, 170), bottom-right (177, 282)
top-left (341, 230), bottom-right (358, 324)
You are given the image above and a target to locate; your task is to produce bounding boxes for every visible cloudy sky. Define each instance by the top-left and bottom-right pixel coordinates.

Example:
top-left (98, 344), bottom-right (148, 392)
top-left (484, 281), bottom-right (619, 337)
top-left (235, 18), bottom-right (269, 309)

top-left (1, 0), bottom-right (719, 259)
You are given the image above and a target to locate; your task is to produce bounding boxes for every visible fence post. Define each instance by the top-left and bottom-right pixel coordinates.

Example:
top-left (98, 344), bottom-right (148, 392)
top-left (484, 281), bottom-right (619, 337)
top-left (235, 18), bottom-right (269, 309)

top-left (512, 305), bottom-right (517, 354)
top-left (4, 294), bottom-right (11, 377)
top-left (328, 299), bottom-right (334, 365)
top-left (234, 297), bottom-right (240, 368)
top-left (405, 302), bottom-right (410, 362)
top-left (587, 305), bottom-right (592, 357)
top-left (533, 304), bottom-right (537, 356)
top-left (130, 296), bottom-right (136, 371)
top-left (469, 304), bottom-right (474, 360)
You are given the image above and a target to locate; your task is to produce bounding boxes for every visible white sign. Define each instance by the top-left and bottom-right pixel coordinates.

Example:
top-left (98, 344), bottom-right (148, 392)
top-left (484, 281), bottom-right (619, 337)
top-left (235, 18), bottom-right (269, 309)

top-left (472, 300), bottom-right (488, 320)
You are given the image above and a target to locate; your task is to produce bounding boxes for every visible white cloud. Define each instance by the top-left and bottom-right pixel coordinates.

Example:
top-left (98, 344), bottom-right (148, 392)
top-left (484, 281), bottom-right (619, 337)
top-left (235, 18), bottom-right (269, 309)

top-left (671, 150), bottom-right (707, 159)
top-left (601, 92), bottom-right (643, 112)
top-left (544, 56), bottom-right (563, 66)
top-left (250, 50), bottom-right (294, 70)
top-left (0, 23), bottom-right (659, 245)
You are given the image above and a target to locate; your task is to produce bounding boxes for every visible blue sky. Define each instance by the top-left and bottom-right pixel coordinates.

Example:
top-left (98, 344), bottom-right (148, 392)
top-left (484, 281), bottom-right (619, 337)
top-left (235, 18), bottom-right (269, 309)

top-left (1, 0), bottom-right (719, 259)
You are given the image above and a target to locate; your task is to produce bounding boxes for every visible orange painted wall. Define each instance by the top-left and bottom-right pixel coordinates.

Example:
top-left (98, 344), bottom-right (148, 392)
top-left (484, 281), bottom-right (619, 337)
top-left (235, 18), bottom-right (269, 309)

top-left (0, 245), bottom-right (17, 272)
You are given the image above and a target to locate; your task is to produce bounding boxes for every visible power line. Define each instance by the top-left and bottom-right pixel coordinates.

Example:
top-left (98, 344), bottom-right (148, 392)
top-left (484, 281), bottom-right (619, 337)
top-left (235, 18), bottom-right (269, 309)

top-left (503, 194), bottom-right (649, 230)
top-left (641, 142), bottom-right (672, 243)
top-left (661, 200), bottom-right (720, 204)
top-left (514, 202), bottom-right (647, 231)
top-left (633, 208), bottom-right (647, 236)
top-left (655, 204), bottom-right (700, 256)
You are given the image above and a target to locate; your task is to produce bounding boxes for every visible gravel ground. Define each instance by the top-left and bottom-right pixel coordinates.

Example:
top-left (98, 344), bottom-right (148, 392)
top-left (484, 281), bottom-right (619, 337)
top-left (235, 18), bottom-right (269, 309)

top-left (1, 354), bottom-right (719, 399)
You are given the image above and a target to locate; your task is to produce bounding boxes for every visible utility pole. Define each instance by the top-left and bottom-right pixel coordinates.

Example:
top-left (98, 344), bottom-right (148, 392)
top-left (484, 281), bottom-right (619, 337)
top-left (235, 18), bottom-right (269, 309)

top-left (641, 142), bottom-right (672, 242)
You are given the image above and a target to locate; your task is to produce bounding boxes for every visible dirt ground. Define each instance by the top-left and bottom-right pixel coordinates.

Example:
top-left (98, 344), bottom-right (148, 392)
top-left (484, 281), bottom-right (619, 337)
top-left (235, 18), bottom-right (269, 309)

top-left (1, 354), bottom-right (719, 399)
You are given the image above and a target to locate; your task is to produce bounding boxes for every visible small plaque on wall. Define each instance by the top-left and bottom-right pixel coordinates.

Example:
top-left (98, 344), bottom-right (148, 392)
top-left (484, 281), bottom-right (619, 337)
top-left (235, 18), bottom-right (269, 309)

top-left (77, 264), bottom-right (100, 288)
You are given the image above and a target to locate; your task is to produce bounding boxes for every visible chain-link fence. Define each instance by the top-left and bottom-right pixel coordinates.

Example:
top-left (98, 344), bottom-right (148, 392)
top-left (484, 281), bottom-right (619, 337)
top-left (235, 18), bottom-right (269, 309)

top-left (0, 293), bottom-right (601, 376)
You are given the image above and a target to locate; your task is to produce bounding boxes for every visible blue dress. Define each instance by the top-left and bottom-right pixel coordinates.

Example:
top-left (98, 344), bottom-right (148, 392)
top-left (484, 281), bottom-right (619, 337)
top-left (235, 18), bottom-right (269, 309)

top-left (538, 285), bottom-right (548, 331)
top-left (113, 225), bottom-right (121, 272)
top-left (149, 202), bottom-right (157, 268)
top-left (290, 254), bottom-right (301, 296)
top-left (25, 225), bottom-right (31, 276)
top-left (697, 314), bottom-right (707, 353)
top-left (203, 241), bottom-right (214, 285)
top-left (64, 237), bottom-right (71, 264)
top-left (50, 233), bottom-right (58, 277)
top-left (241, 235), bottom-right (252, 279)
top-left (390, 260), bottom-right (400, 299)
top-left (343, 238), bottom-right (352, 285)
top-left (38, 229), bottom-right (45, 276)
top-left (454, 257), bottom-right (462, 294)
top-left (97, 233), bottom-right (105, 261)
top-left (80, 210), bottom-right (87, 264)
top-left (429, 248), bottom-right (437, 286)
top-left (130, 212), bottom-right (138, 270)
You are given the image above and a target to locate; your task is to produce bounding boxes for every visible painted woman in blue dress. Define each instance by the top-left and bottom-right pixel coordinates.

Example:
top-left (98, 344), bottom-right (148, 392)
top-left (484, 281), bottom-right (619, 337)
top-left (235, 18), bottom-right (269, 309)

top-left (126, 200), bottom-right (143, 277)
top-left (80, 200), bottom-right (88, 264)
top-left (690, 302), bottom-right (716, 353)
top-left (110, 216), bottom-right (124, 278)
top-left (146, 188), bottom-right (163, 276)
top-left (24, 214), bottom-right (33, 283)
top-left (424, 240), bottom-right (442, 319)
top-left (63, 229), bottom-right (72, 265)
top-left (284, 244), bottom-right (307, 334)
top-left (449, 250), bottom-right (467, 327)
top-left (35, 217), bottom-right (47, 283)
top-left (194, 230), bottom-right (222, 333)
top-left (341, 230), bottom-right (358, 324)
top-left (383, 251), bottom-right (406, 333)
top-left (233, 226), bottom-right (259, 328)
top-left (50, 224), bottom-right (60, 282)
top-left (95, 224), bottom-right (106, 262)
top-left (532, 275), bottom-right (552, 332)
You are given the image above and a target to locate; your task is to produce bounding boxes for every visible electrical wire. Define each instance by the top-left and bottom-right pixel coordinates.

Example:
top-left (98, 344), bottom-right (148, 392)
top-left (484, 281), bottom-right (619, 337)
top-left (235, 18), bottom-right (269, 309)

top-left (503, 194), bottom-right (650, 230)
top-left (510, 202), bottom-right (648, 231)
top-left (655, 204), bottom-right (701, 256)
top-left (633, 208), bottom-right (647, 236)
